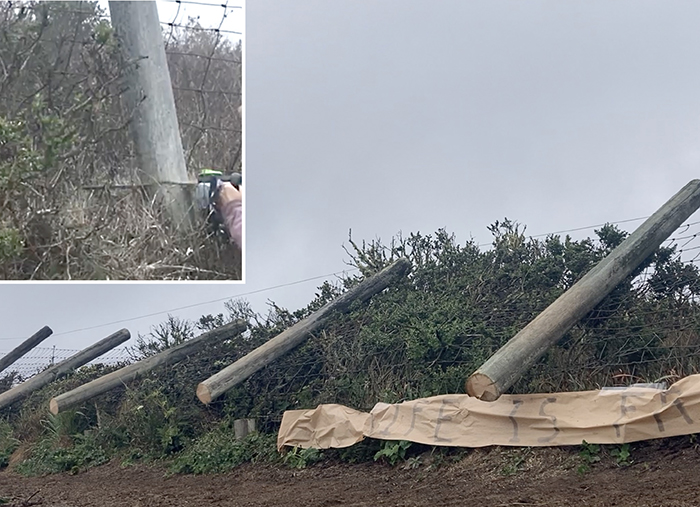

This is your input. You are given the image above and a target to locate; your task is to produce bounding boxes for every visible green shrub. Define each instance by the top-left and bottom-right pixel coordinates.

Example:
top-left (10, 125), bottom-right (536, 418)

top-left (15, 425), bottom-right (108, 476)
top-left (374, 440), bottom-right (412, 466)
top-left (0, 228), bottom-right (22, 261)
top-left (282, 446), bottom-right (323, 469)
top-left (3, 217), bottom-right (700, 473)
top-left (610, 443), bottom-right (633, 467)
top-left (578, 440), bottom-right (601, 474)
top-left (170, 429), bottom-right (279, 474)
top-left (115, 382), bottom-right (188, 457)
top-left (0, 420), bottom-right (19, 468)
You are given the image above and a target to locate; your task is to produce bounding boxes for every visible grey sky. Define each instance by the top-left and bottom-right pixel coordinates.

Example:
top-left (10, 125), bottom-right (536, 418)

top-left (2, 0), bottom-right (700, 359)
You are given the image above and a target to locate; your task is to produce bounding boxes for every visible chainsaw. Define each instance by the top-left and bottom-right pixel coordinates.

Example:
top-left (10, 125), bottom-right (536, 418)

top-left (195, 168), bottom-right (242, 234)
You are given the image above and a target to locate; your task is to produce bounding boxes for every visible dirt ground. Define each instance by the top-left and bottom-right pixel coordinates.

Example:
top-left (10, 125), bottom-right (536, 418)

top-left (0, 439), bottom-right (699, 507)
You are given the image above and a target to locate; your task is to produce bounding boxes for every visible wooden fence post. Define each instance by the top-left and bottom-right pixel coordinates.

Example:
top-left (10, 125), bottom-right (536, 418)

top-left (108, 1), bottom-right (192, 230)
top-left (0, 329), bottom-right (130, 410)
top-left (234, 418), bottom-right (256, 439)
top-left (0, 326), bottom-right (53, 375)
top-left (49, 320), bottom-right (246, 414)
top-left (197, 258), bottom-right (412, 404)
top-left (466, 179), bottom-right (700, 401)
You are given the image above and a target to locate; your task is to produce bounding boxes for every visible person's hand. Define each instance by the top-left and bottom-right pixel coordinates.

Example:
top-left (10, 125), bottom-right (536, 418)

top-left (216, 181), bottom-right (243, 248)
top-left (217, 181), bottom-right (242, 207)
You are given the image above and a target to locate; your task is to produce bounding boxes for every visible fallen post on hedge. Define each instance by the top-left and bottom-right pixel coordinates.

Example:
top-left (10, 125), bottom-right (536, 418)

top-left (197, 258), bottom-right (412, 404)
top-left (49, 320), bottom-right (247, 414)
top-left (0, 328), bottom-right (131, 410)
top-left (0, 326), bottom-right (53, 375)
top-left (466, 179), bottom-right (700, 402)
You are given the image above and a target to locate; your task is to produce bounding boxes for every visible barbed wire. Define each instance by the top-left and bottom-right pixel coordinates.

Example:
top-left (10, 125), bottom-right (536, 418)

top-left (164, 51), bottom-right (240, 64)
top-left (161, 21), bottom-right (241, 35)
top-left (159, 0), bottom-right (242, 9)
top-left (172, 86), bottom-right (241, 95)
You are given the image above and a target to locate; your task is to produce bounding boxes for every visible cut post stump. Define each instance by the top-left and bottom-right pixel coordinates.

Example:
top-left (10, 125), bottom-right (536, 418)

top-left (234, 418), bottom-right (256, 439)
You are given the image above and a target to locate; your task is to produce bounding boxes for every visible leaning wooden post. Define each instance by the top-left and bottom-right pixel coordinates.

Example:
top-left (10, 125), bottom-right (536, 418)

top-left (0, 329), bottom-right (130, 410)
top-left (197, 258), bottom-right (412, 404)
top-left (0, 326), bottom-right (53, 375)
top-left (466, 179), bottom-right (700, 401)
top-left (49, 320), bottom-right (246, 414)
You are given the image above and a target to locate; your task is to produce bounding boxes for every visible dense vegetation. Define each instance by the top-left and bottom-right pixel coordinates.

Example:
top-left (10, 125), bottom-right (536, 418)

top-left (0, 1), bottom-right (242, 279)
top-left (1, 221), bottom-right (700, 474)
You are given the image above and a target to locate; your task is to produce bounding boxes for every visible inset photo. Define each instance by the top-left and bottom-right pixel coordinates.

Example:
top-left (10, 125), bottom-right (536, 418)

top-left (0, 0), bottom-right (244, 280)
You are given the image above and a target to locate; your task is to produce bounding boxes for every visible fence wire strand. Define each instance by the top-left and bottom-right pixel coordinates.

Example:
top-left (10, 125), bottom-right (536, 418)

top-left (0, 346), bottom-right (131, 380)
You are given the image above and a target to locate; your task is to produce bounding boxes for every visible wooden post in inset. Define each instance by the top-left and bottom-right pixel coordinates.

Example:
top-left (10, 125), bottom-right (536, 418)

top-left (108, 1), bottom-right (192, 230)
top-left (197, 258), bottom-right (412, 404)
top-left (0, 326), bottom-right (53, 375)
top-left (466, 179), bottom-right (700, 401)
top-left (0, 329), bottom-right (130, 410)
top-left (49, 320), bottom-right (246, 414)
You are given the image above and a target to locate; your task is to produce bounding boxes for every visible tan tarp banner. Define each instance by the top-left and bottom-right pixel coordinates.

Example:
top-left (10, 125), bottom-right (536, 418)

top-left (278, 375), bottom-right (700, 450)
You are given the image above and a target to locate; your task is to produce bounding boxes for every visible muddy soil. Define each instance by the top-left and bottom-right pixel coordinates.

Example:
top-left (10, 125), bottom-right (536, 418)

top-left (0, 439), bottom-right (698, 507)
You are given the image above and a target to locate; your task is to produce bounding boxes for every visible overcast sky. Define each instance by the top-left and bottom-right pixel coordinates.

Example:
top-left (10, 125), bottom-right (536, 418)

top-left (2, 0), bottom-right (700, 361)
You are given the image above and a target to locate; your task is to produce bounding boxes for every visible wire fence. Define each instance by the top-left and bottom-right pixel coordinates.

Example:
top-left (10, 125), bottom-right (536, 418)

top-left (160, 0), bottom-right (243, 173)
top-left (16, 0), bottom-right (245, 180)
top-left (0, 346), bottom-right (132, 381)
top-left (4, 215), bottom-right (700, 406)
